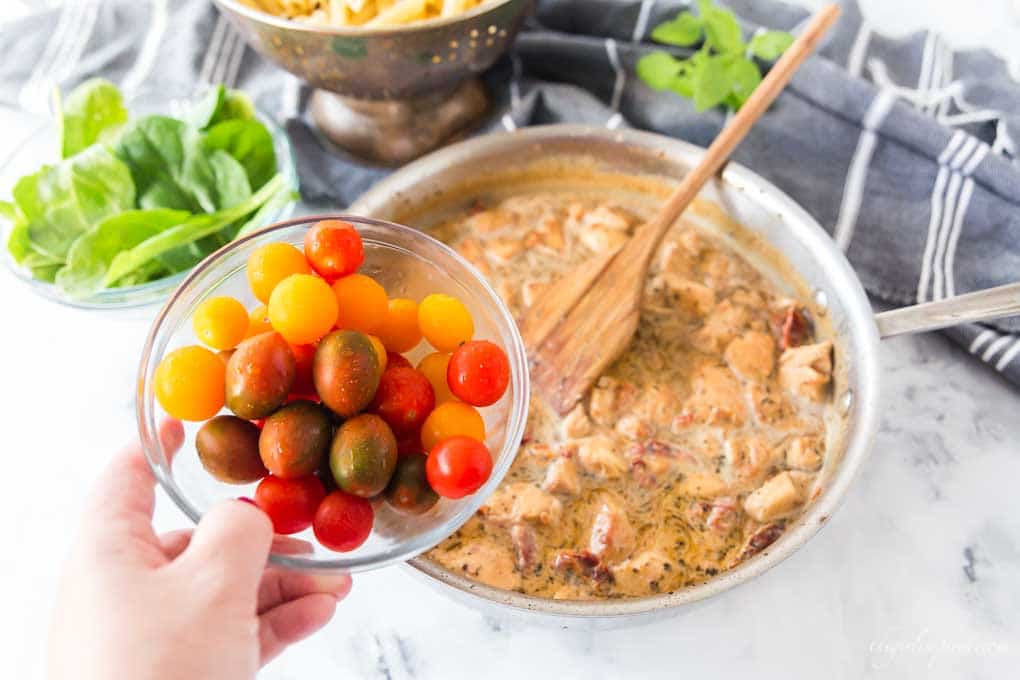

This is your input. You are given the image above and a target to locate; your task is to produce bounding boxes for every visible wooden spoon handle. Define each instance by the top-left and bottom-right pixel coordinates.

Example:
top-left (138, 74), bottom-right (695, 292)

top-left (640, 4), bottom-right (842, 248)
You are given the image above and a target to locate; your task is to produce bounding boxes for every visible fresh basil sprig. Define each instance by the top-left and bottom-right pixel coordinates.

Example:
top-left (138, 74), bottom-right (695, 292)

top-left (637, 0), bottom-right (794, 111)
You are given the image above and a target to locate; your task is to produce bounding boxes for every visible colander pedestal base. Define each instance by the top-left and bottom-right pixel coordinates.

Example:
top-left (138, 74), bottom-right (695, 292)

top-left (309, 78), bottom-right (489, 165)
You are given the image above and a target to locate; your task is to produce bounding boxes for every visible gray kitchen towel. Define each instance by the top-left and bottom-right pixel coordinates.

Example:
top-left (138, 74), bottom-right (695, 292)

top-left (1, 0), bottom-right (1019, 384)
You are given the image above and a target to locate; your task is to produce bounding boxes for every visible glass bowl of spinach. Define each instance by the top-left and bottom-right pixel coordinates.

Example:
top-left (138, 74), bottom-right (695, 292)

top-left (1, 79), bottom-right (298, 309)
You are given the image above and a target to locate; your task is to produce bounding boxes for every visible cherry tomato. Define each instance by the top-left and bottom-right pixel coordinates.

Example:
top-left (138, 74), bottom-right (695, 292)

top-left (371, 367), bottom-right (435, 436)
top-left (386, 352), bottom-right (412, 369)
top-left (396, 431), bottom-right (424, 456)
top-left (416, 352), bottom-right (456, 404)
top-left (313, 491), bottom-right (374, 552)
top-left (376, 298), bottom-right (421, 353)
top-left (332, 273), bottom-right (387, 334)
top-left (192, 296), bottom-right (249, 350)
top-left (447, 340), bottom-right (510, 407)
top-left (304, 220), bottom-right (364, 279)
top-left (268, 274), bottom-right (338, 345)
top-left (247, 243), bottom-right (309, 304)
top-left (420, 401), bottom-right (485, 452)
top-left (289, 343), bottom-right (317, 396)
top-left (418, 293), bottom-right (473, 352)
top-left (154, 345), bottom-right (225, 421)
top-left (426, 436), bottom-right (493, 499)
top-left (254, 474), bottom-right (326, 534)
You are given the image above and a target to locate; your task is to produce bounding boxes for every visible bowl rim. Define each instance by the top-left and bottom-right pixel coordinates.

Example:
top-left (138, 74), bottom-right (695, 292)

top-left (0, 84), bottom-right (298, 310)
top-left (213, 0), bottom-right (518, 36)
top-left (137, 213), bottom-right (531, 572)
top-left (353, 123), bottom-right (883, 619)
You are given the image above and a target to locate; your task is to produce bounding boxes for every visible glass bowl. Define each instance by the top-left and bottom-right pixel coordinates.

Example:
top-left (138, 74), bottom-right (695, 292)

top-left (137, 215), bottom-right (530, 572)
top-left (0, 83), bottom-right (297, 311)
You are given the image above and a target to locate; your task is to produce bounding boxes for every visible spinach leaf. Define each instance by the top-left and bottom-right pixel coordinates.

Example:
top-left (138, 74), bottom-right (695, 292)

top-left (189, 86), bottom-right (257, 130)
top-left (203, 118), bottom-right (277, 190)
top-left (103, 173), bottom-right (286, 285)
top-left (55, 208), bottom-right (190, 296)
top-left (58, 78), bottom-right (128, 159)
top-left (13, 144), bottom-right (135, 261)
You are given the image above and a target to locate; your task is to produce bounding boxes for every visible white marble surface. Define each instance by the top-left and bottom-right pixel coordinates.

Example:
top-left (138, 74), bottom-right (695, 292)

top-left (2, 1), bottom-right (1020, 679)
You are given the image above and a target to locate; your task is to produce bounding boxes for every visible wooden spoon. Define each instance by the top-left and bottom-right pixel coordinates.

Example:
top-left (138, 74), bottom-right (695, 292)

top-left (522, 4), bottom-right (842, 415)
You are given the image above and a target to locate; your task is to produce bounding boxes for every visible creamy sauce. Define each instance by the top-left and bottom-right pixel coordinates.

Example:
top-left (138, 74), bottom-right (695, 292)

top-left (425, 192), bottom-right (834, 599)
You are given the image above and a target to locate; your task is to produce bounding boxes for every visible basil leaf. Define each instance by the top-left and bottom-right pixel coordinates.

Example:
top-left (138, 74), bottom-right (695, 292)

top-left (636, 52), bottom-right (683, 91)
top-left (727, 58), bottom-right (762, 108)
top-left (693, 55), bottom-right (730, 111)
top-left (58, 78), bottom-right (128, 159)
top-left (651, 12), bottom-right (702, 47)
top-left (203, 118), bottom-right (277, 191)
top-left (699, 0), bottom-right (744, 54)
top-left (55, 208), bottom-right (190, 297)
top-left (13, 145), bottom-right (135, 261)
top-left (103, 173), bottom-right (286, 285)
top-left (749, 30), bottom-right (794, 61)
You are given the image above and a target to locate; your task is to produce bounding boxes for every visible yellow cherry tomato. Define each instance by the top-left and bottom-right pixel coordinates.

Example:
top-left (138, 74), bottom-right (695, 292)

top-left (247, 243), bottom-right (310, 303)
top-left (154, 345), bottom-right (225, 421)
top-left (332, 273), bottom-right (388, 334)
top-left (367, 334), bottom-right (388, 372)
top-left (416, 352), bottom-right (456, 404)
top-left (421, 401), bottom-right (485, 452)
top-left (246, 304), bottom-right (272, 338)
top-left (268, 274), bottom-right (339, 345)
top-left (418, 293), bottom-right (474, 352)
top-left (376, 298), bottom-right (422, 353)
top-left (192, 296), bottom-right (249, 350)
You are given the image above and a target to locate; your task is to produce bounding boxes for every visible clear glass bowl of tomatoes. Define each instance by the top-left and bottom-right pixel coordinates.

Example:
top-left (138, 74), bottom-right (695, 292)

top-left (137, 215), bottom-right (529, 572)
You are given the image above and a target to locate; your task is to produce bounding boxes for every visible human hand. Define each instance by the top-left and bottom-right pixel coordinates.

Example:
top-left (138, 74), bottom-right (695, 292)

top-left (48, 419), bottom-right (351, 680)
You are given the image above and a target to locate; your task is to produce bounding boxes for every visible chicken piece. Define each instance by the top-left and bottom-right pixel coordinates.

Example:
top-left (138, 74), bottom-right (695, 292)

top-left (779, 340), bottom-right (833, 401)
top-left (496, 280), bottom-right (515, 308)
top-left (611, 550), bottom-right (676, 595)
top-left (551, 584), bottom-right (589, 600)
top-left (656, 239), bottom-right (689, 275)
top-left (724, 331), bottom-right (776, 384)
top-left (692, 300), bottom-right (752, 355)
top-left (729, 288), bottom-right (766, 309)
top-left (788, 470), bottom-right (817, 499)
top-left (579, 226), bottom-right (628, 254)
top-left (588, 377), bottom-right (619, 426)
top-left (439, 540), bottom-right (520, 590)
top-left (679, 365), bottom-right (747, 426)
top-left (561, 403), bottom-right (592, 438)
top-left (747, 383), bottom-right (800, 428)
top-left (588, 497), bottom-right (636, 562)
top-left (727, 436), bottom-right (780, 487)
top-left (519, 442), bottom-right (556, 464)
top-left (632, 384), bottom-right (677, 428)
top-left (469, 209), bottom-right (516, 234)
top-left (479, 483), bottom-right (562, 525)
top-left (702, 251), bottom-right (734, 285)
top-left (743, 471), bottom-right (804, 522)
top-left (576, 436), bottom-right (628, 479)
top-left (678, 471), bottom-right (732, 498)
top-left (510, 523), bottom-right (539, 572)
top-left (585, 204), bottom-right (634, 232)
top-left (615, 414), bottom-right (653, 441)
top-left (487, 237), bottom-right (523, 264)
top-left (657, 274), bottom-right (716, 317)
top-left (455, 238), bottom-right (489, 275)
top-left (786, 436), bottom-right (823, 471)
top-left (536, 214), bottom-right (566, 251)
top-left (625, 441), bottom-right (684, 487)
top-left (542, 457), bottom-right (581, 496)
top-left (521, 279), bottom-right (547, 309)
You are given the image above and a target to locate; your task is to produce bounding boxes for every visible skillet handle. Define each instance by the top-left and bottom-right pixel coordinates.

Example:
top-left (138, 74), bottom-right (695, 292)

top-left (875, 282), bottom-right (1020, 338)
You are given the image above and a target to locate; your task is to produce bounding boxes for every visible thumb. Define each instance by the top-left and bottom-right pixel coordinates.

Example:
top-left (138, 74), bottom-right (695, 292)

top-left (177, 500), bottom-right (274, 595)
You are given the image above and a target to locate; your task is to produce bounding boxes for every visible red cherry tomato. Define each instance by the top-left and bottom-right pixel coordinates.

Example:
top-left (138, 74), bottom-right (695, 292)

top-left (313, 491), bottom-right (374, 552)
top-left (289, 343), bottom-right (317, 395)
top-left (447, 340), bottom-right (510, 407)
top-left (371, 366), bottom-right (435, 436)
top-left (396, 430), bottom-right (424, 456)
top-left (386, 352), bottom-right (412, 369)
top-left (426, 436), bottom-right (493, 499)
top-left (303, 220), bottom-right (364, 279)
top-left (254, 475), bottom-right (325, 534)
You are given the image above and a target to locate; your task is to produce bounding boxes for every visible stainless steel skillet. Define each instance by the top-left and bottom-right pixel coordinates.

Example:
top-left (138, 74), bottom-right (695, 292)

top-left (351, 124), bottom-right (1020, 625)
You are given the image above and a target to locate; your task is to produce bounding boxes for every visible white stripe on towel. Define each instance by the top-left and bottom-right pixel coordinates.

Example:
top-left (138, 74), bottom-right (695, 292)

top-left (832, 89), bottom-right (896, 251)
top-left (632, 0), bottom-right (657, 43)
top-left (846, 21), bottom-right (872, 78)
top-left (995, 339), bottom-right (1020, 371)
top-left (982, 335), bottom-right (1013, 363)
top-left (942, 142), bottom-right (990, 298)
top-left (968, 329), bottom-right (998, 354)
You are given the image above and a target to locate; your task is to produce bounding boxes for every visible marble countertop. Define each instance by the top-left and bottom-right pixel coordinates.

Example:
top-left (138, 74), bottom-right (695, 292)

top-left (3, 1), bottom-right (1019, 679)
